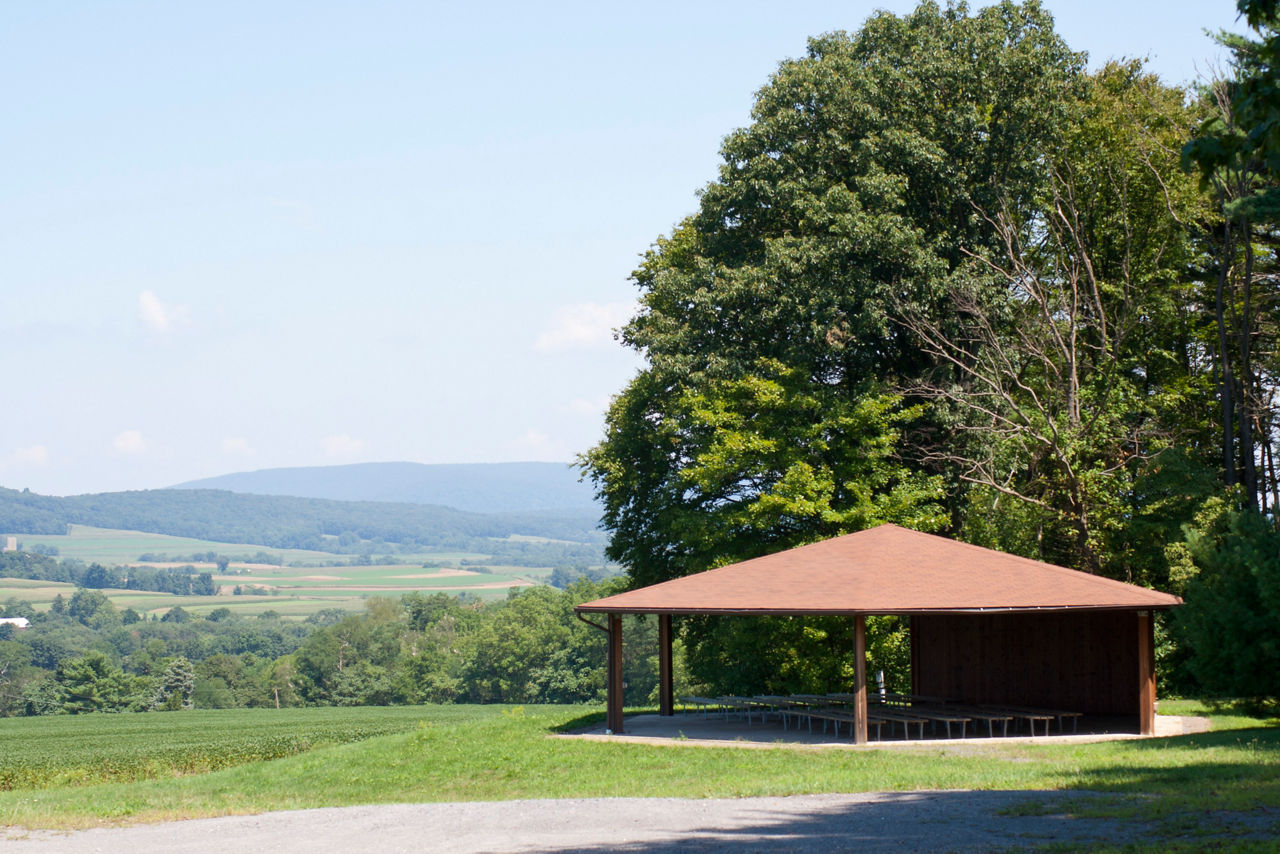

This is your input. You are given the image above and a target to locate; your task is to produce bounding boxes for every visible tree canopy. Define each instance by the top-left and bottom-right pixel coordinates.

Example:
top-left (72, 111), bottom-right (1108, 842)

top-left (583, 0), bottom-right (1280, 699)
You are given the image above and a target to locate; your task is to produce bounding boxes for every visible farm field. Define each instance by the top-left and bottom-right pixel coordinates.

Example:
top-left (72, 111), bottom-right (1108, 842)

top-left (0, 705), bottom-right (446, 791)
top-left (6, 525), bottom-right (341, 566)
top-left (0, 564), bottom-right (540, 619)
top-left (0, 699), bottom-right (1273, 850)
top-left (0, 526), bottom-right (559, 618)
top-left (5, 524), bottom-right (497, 568)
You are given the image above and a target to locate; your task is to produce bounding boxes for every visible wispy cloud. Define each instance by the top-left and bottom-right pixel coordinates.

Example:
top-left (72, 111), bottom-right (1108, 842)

top-left (114, 430), bottom-right (149, 455)
top-left (138, 290), bottom-right (189, 333)
top-left (534, 301), bottom-right (634, 352)
top-left (321, 434), bottom-right (365, 457)
top-left (7, 445), bottom-right (48, 467)
top-left (221, 437), bottom-right (254, 457)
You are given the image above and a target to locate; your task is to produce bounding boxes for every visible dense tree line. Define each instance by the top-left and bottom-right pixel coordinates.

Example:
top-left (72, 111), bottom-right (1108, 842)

top-left (581, 0), bottom-right (1280, 703)
top-left (0, 553), bottom-right (218, 595)
top-left (0, 582), bottom-right (667, 716)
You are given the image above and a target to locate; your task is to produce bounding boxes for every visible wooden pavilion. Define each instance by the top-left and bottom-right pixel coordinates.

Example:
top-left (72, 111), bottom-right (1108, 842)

top-left (575, 524), bottom-right (1182, 742)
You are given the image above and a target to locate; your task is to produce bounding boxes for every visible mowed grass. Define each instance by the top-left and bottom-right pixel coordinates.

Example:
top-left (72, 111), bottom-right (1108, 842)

top-left (0, 700), bottom-right (1275, 836)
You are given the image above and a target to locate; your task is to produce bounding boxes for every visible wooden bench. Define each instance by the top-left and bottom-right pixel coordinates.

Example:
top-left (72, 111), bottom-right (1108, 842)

top-left (865, 706), bottom-right (930, 740)
top-left (941, 705), bottom-right (1015, 738)
top-left (715, 695), bottom-right (767, 724)
top-left (678, 696), bottom-right (721, 718)
top-left (976, 705), bottom-right (1056, 736)
top-left (985, 704), bottom-right (1082, 734)
top-left (891, 703), bottom-right (972, 739)
top-left (806, 707), bottom-right (887, 741)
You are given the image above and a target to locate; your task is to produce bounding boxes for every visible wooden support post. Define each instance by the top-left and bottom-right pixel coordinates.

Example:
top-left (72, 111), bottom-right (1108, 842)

top-left (909, 615), bottom-right (919, 697)
top-left (1137, 610), bottom-right (1155, 736)
top-left (658, 613), bottom-right (674, 717)
top-left (853, 614), bottom-right (868, 745)
top-left (607, 613), bottom-right (625, 734)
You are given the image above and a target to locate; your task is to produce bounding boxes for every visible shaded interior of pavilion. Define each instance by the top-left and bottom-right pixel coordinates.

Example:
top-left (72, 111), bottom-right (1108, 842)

top-left (575, 525), bottom-right (1182, 744)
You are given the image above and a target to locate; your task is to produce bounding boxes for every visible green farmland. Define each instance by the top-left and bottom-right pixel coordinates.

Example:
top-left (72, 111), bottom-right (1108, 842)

top-left (0, 525), bottom-right (558, 618)
top-left (6, 525), bottom-right (490, 568)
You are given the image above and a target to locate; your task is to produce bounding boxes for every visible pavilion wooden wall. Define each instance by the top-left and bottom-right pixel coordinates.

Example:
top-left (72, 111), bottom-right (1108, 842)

top-left (911, 611), bottom-right (1140, 716)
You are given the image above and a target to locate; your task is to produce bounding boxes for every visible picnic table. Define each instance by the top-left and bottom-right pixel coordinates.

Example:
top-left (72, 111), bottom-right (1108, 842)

top-left (976, 704), bottom-right (1081, 735)
top-left (680, 693), bottom-right (1078, 741)
top-left (678, 695), bottom-right (767, 723)
top-left (828, 693), bottom-right (965, 739)
top-left (937, 705), bottom-right (1015, 738)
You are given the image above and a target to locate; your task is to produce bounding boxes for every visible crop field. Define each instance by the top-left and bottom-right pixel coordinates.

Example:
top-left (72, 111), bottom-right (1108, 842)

top-left (4, 525), bottom-right (500, 568)
top-left (0, 705), bottom-right (476, 791)
top-left (6, 526), bottom-right (340, 566)
top-left (0, 526), bottom-right (557, 617)
top-left (0, 566), bottom-right (537, 619)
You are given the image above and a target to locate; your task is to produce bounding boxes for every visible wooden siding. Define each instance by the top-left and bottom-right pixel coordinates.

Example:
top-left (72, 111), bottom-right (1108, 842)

top-left (912, 611), bottom-right (1140, 716)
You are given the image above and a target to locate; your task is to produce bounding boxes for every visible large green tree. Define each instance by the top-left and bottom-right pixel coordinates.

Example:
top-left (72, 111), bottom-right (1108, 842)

top-left (1176, 502), bottom-right (1280, 702)
top-left (911, 61), bottom-right (1215, 580)
top-left (1183, 1), bottom-right (1280, 514)
top-left (583, 0), bottom-right (1085, 693)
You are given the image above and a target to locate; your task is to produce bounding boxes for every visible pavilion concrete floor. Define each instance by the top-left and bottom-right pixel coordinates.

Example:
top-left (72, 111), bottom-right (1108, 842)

top-left (559, 709), bottom-right (1210, 749)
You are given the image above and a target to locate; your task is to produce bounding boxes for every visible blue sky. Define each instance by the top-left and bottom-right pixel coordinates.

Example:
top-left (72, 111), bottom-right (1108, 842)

top-left (1, 1), bottom-right (1247, 496)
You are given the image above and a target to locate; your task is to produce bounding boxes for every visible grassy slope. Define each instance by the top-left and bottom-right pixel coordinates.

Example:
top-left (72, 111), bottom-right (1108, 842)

top-left (0, 701), bottom-right (1275, 835)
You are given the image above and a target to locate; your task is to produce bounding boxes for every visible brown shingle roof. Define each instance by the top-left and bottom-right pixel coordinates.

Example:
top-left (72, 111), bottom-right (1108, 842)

top-left (577, 524), bottom-right (1181, 615)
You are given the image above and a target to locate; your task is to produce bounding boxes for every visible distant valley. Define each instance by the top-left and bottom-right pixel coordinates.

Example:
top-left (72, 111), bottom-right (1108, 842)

top-left (0, 462), bottom-right (608, 573)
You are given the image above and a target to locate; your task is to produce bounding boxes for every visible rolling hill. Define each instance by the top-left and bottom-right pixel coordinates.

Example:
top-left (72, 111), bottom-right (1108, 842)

top-left (171, 461), bottom-right (597, 515)
top-left (0, 485), bottom-right (605, 565)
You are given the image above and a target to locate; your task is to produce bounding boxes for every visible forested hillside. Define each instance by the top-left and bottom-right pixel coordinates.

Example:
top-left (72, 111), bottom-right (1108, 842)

top-left (0, 582), bottom-right (656, 715)
top-left (0, 486), bottom-right (605, 561)
top-left (172, 461), bottom-right (598, 515)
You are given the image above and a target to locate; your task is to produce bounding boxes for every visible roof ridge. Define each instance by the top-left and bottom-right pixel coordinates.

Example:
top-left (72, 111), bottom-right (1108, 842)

top-left (584, 523), bottom-right (1181, 613)
top-left (882, 524), bottom-right (1171, 597)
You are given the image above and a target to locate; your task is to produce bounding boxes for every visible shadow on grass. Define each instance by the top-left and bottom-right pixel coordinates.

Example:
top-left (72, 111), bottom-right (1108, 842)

top-left (1196, 698), bottom-right (1279, 719)
top-left (1061, 725), bottom-right (1280, 817)
top-left (550, 707), bottom-right (657, 733)
top-left (552, 711), bottom-right (605, 732)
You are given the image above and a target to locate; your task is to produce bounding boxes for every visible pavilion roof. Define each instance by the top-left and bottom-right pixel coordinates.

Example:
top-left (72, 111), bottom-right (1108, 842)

top-left (576, 524), bottom-right (1181, 616)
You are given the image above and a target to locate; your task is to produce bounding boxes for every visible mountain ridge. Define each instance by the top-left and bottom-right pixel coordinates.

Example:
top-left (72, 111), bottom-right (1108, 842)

top-left (171, 461), bottom-right (598, 515)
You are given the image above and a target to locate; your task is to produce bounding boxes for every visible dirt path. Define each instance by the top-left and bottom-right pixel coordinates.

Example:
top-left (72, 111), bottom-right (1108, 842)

top-left (0, 791), bottom-right (1149, 853)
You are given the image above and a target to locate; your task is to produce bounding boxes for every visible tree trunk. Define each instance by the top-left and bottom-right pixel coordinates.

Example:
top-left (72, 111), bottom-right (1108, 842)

top-left (1217, 215), bottom-right (1237, 488)
top-left (1239, 220), bottom-right (1258, 509)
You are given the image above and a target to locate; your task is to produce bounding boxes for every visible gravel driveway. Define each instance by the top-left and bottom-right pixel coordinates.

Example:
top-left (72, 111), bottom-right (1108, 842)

top-left (0, 791), bottom-right (1145, 853)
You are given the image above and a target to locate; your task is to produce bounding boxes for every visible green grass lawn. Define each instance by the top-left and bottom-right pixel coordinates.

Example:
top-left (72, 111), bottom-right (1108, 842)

top-left (0, 700), bottom-right (1274, 841)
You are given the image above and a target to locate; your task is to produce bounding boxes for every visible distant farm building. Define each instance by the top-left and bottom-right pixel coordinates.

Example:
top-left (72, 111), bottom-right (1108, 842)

top-left (0, 617), bottom-right (31, 630)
